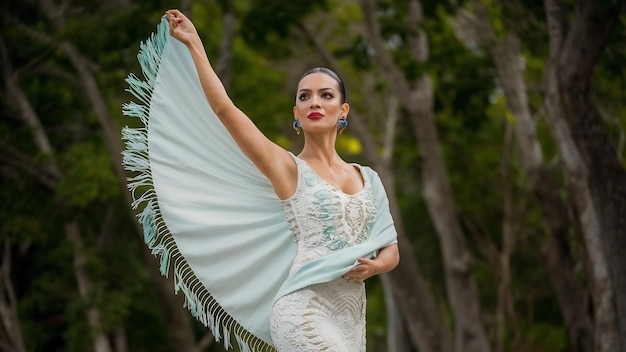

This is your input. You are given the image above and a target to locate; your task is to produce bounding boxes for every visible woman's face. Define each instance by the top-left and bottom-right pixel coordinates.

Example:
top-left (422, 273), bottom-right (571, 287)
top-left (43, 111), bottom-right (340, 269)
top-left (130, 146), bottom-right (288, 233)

top-left (294, 72), bottom-right (348, 135)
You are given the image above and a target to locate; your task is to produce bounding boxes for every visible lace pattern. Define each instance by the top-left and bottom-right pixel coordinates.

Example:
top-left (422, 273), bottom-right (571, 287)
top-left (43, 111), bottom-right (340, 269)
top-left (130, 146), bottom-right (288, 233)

top-left (271, 156), bottom-right (375, 351)
top-left (281, 157), bottom-right (376, 274)
top-left (271, 278), bottom-right (366, 352)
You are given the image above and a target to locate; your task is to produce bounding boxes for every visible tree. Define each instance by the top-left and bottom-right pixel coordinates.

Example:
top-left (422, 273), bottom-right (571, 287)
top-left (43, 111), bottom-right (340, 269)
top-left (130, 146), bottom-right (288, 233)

top-left (544, 1), bottom-right (626, 350)
top-left (360, 1), bottom-right (491, 351)
top-left (454, 1), bottom-right (594, 349)
top-left (0, 0), bottom-right (199, 350)
top-left (2, 0), bottom-right (624, 351)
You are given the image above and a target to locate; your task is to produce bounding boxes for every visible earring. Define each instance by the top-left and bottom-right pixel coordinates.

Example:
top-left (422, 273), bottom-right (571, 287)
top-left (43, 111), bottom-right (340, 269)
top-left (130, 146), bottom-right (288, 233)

top-left (293, 119), bottom-right (302, 135)
top-left (337, 117), bottom-right (348, 135)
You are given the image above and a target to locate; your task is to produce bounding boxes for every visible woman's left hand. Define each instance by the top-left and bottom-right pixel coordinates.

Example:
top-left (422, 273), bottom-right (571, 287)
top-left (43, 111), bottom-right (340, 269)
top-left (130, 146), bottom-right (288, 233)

top-left (343, 257), bottom-right (382, 283)
top-left (343, 244), bottom-right (399, 283)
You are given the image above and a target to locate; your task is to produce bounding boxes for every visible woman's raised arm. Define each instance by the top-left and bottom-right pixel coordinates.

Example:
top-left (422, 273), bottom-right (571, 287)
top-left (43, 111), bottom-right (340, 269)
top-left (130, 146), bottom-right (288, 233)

top-left (165, 9), bottom-right (295, 198)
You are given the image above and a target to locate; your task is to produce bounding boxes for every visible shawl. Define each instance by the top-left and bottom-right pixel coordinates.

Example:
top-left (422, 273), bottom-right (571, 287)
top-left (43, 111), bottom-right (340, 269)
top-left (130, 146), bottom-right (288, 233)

top-left (121, 18), bottom-right (398, 352)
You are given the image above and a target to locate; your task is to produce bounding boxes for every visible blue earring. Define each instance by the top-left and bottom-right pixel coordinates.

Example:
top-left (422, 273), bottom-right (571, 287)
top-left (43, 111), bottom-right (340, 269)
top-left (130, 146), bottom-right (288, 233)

top-left (293, 119), bottom-right (302, 135)
top-left (337, 117), bottom-right (348, 135)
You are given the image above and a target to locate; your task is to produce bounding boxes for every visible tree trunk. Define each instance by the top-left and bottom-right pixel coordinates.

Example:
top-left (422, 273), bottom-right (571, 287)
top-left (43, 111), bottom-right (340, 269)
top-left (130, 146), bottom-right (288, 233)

top-left (409, 77), bottom-right (489, 352)
top-left (5, 46), bottom-right (112, 352)
top-left (360, 1), bottom-right (491, 351)
top-left (29, 3), bottom-right (204, 350)
top-left (496, 123), bottom-right (516, 352)
top-left (143, 251), bottom-right (198, 351)
top-left (5, 13), bottom-right (199, 349)
top-left (351, 87), bottom-right (452, 352)
top-left (380, 167), bottom-right (453, 352)
top-left (215, 0), bottom-right (235, 90)
top-left (380, 275), bottom-right (412, 352)
top-left (0, 239), bottom-right (27, 352)
top-left (0, 40), bottom-right (43, 352)
top-left (38, 0), bottom-right (125, 183)
top-left (462, 2), bottom-right (594, 349)
top-left (544, 0), bottom-right (625, 350)
top-left (66, 222), bottom-right (113, 352)
top-left (7, 54), bottom-right (113, 352)
top-left (114, 326), bottom-right (129, 352)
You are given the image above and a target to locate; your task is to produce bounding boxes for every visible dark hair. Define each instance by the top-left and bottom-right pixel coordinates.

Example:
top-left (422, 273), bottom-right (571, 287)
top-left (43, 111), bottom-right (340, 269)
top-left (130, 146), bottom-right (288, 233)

top-left (299, 67), bottom-right (347, 104)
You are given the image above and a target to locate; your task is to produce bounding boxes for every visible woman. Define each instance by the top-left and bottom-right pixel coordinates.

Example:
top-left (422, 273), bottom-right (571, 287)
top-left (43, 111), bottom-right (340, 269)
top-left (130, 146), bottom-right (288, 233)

top-left (125, 9), bottom-right (398, 351)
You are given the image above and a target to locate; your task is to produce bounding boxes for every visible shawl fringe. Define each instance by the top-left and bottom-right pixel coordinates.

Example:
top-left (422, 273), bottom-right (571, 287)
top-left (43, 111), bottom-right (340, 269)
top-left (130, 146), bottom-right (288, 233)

top-left (121, 19), bottom-right (275, 352)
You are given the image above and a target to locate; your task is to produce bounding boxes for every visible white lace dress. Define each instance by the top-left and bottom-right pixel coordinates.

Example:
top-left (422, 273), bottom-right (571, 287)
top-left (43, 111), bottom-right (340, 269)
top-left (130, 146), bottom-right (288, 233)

top-left (270, 155), bottom-right (377, 352)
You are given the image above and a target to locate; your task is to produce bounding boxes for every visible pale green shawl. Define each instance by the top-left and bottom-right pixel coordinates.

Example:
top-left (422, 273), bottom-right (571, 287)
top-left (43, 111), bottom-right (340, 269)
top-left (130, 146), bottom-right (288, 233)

top-left (122, 19), bottom-right (397, 352)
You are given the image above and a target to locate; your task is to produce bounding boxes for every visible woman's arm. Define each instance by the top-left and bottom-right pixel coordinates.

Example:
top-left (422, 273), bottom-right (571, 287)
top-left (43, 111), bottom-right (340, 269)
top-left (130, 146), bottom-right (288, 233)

top-left (344, 244), bottom-right (399, 283)
top-left (165, 10), bottom-right (295, 198)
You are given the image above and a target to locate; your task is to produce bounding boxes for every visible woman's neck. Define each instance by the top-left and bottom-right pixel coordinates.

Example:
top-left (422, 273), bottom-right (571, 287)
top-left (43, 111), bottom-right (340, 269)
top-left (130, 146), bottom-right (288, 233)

top-left (299, 134), bottom-right (341, 166)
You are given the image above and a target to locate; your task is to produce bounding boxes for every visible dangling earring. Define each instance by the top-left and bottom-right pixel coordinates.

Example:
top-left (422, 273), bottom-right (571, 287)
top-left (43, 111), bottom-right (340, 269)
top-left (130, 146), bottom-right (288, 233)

top-left (293, 119), bottom-right (302, 135)
top-left (337, 117), bottom-right (348, 135)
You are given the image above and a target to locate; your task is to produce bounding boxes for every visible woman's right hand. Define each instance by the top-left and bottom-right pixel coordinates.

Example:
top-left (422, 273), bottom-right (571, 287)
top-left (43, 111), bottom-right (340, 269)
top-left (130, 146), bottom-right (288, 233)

top-left (165, 9), bottom-right (199, 46)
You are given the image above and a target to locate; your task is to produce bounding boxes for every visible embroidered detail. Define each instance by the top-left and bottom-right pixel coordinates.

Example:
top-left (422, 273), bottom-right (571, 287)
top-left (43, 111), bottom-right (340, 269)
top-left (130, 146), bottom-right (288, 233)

top-left (281, 158), bottom-right (376, 270)
top-left (312, 187), bottom-right (346, 250)
top-left (274, 156), bottom-right (379, 350)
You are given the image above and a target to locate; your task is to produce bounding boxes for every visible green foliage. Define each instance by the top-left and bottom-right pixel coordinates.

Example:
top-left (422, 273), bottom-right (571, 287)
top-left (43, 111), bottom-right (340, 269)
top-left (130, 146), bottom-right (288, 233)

top-left (481, 0), bottom-right (507, 39)
top-left (241, 0), bottom-right (329, 58)
top-left (0, 177), bottom-right (54, 243)
top-left (230, 39), bottom-right (292, 138)
top-left (2, 0), bottom-right (624, 351)
top-left (333, 35), bottom-right (374, 70)
top-left (17, 226), bottom-right (76, 351)
top-left (1, 1), bottom-right (172, 351)
top-left (428, 7), bottom-right (503, 227)
top-left (57, 142), bottom-right (120, 207)
top-left (519, 322), bottom-right (568, 351)
top-left (593, 18), bottom-right (626, 163)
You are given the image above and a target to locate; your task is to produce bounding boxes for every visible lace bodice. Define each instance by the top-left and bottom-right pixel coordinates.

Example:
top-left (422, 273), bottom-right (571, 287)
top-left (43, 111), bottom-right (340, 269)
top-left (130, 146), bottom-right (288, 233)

top-left (281, 155), bottom-right (377, 275)
top-left (271, 154), bottom-right (376, 351)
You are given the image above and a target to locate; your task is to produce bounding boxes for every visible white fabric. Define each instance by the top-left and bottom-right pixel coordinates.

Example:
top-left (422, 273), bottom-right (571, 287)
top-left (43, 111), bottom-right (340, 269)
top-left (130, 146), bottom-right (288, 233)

top-left (271, 278), bottom-right (366, 351)
top-left (124, 19), bottom-right (398, 349)
top-left (271, 155), bottom-right (373, 351)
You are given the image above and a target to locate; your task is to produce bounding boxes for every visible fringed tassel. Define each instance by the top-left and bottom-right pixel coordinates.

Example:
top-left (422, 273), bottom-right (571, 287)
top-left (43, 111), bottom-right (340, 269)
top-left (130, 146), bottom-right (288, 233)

top-left (236, 334), bottom-right (252, 352)
top-left (121, 18), bottom-right (275, 352)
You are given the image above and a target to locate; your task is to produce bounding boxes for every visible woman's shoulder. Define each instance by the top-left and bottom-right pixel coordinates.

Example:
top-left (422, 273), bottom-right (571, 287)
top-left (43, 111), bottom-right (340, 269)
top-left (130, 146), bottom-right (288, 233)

top-left (353, 164), bottom-right (387, 194)
top-left (349, 162), bottom-right (377, 178)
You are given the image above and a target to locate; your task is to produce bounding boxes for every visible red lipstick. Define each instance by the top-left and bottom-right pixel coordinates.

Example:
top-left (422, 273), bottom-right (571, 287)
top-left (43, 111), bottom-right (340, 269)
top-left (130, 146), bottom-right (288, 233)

top-left (307, 112), bottom-right (324, 120)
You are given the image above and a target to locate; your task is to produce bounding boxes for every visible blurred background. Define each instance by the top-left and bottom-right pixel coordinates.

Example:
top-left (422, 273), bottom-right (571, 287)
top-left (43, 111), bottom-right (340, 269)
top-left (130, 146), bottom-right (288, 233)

top-left (1, 0), bottom-right (625, 351)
